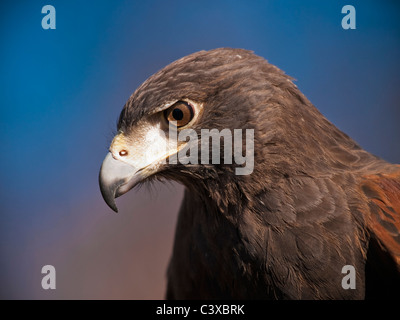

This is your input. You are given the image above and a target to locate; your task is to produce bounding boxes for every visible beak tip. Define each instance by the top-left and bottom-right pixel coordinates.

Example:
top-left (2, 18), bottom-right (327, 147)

top-left (99, 152), bottom-right (139, 214)
top-left (108, 201), bottom-right (119, 213)
top-left (99, 179), bottom-right (120, 213)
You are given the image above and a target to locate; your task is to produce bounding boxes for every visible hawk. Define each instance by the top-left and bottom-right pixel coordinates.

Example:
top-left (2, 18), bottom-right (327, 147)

top-left (99, 48), bottom-right (400, 299)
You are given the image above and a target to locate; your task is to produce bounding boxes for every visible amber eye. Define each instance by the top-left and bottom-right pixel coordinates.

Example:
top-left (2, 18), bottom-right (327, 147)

top-left (164, 101), bottom-right (194, 128)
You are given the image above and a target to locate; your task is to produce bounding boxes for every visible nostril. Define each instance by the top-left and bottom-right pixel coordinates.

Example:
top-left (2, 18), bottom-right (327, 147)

top-left (119, 150), bottom-right (128, 157)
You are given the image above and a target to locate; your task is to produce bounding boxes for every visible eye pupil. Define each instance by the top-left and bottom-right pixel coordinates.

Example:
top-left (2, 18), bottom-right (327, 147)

top-left (172, 108), bottom-right (184, 120)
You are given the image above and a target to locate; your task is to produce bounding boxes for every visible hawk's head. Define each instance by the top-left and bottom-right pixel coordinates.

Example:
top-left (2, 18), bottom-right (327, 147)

top-left (99, 48), bottom-right (325, 212)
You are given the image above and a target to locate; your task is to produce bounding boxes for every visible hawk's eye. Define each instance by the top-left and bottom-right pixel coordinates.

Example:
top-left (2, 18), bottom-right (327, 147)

top-left (164, 101), bottom-right (194, 128)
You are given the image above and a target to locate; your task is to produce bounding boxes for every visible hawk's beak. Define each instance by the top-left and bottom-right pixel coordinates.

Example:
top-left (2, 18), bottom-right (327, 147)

top-left (99, 152), bottom-right (143, 213)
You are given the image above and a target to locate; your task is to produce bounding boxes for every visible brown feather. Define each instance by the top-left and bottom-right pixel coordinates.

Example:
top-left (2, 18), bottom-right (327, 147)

top-left (362, 167), bottom-right (400, 268)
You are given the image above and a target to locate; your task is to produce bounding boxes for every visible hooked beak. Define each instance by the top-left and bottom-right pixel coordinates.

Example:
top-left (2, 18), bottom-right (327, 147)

top-left (99, 152), bottom-right (143, 212)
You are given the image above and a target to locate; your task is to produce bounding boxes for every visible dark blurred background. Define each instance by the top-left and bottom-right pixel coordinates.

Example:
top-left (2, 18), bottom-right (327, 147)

top-left (0, 0), bottom-right (399, 299)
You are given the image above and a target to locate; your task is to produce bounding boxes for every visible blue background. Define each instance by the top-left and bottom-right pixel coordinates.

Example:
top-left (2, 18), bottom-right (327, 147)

top-left (1, 0), bottom-right (399, 298)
